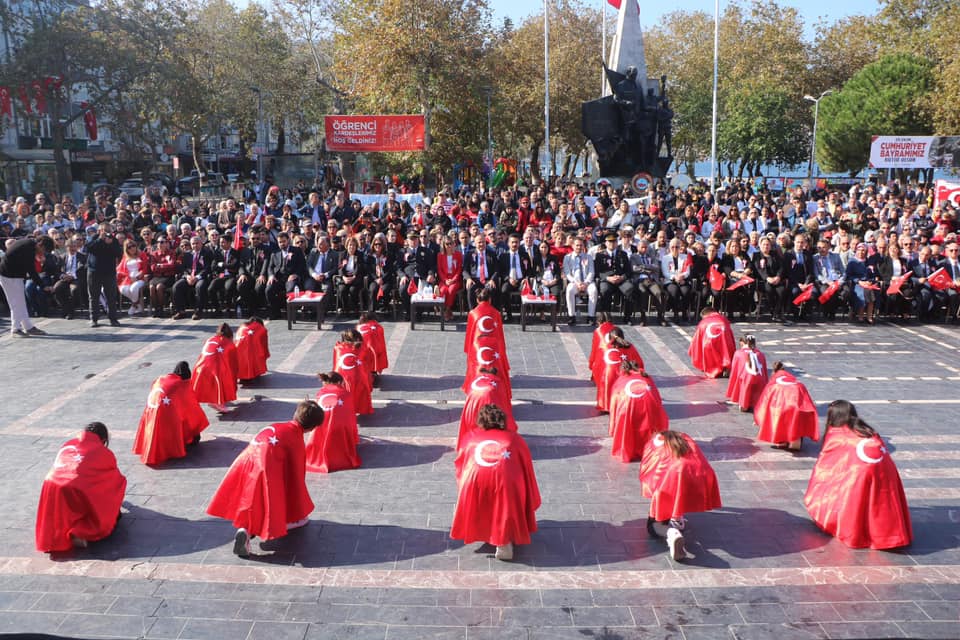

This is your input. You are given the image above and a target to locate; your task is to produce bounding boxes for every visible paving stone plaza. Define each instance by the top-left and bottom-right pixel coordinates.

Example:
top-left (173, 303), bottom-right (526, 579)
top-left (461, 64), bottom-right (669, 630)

top-left (0, 315), bottom-right (958, 639)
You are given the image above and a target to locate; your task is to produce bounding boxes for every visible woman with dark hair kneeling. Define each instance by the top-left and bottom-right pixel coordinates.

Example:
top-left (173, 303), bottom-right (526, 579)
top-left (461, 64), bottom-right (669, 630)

top-left (804, 400), bottom-right (912, 549)
top-left (451, 405), bottom-right (541, 561)
top-left (134, 361), bottom-right (209, 464)
top-left (207, 400), bottom-right (325, 557)
top-left (640, 430), bottom-right (721, 561)
top-left (36, 422), bottom-right (126, 552)
top-left (192, 323), bottom-right (239, 413)
top-left (305, 372), bottom-right (361, 473)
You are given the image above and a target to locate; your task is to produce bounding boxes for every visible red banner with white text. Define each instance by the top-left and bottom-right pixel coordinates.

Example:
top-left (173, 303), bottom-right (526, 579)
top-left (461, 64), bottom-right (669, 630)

top-left (324, 115), bottom-right (426, 152)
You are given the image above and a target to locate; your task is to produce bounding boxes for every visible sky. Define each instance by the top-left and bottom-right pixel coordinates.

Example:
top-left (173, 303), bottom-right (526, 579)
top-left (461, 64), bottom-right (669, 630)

top-left (489, 0), bottom-right (880, 38)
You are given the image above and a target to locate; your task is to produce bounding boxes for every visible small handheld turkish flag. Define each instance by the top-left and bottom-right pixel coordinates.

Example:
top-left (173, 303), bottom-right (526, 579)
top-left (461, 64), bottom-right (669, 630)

top-left (817, 280), bottom-right (841, 305)
top-left (727, 275), bottom-right (754, 291)
top-left (407, 278), bottom-right (418, 295)
top-left (887, 272), bottom-right (911, 296)
top-left (927, 267), bottom-right (952, 291)
top-left (792, 284), bottom-right (814, 306)
top-left (708, 264), bottom-right (724, 291)
top-left (521, 279), bottom-right (532, 297)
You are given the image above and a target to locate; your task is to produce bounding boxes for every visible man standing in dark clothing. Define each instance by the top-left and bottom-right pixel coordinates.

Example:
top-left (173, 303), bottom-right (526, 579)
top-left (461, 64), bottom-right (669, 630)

top-left (85, 225), bottom-right (123, 327)
top-left (0, 236), bottom-right (54, 336)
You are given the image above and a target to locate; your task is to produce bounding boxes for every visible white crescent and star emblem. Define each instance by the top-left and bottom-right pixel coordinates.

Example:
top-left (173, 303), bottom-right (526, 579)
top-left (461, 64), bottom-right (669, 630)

top-left (201, 340), bottom-right (220, 357)
top-left (705, 324), bottom-right (724, 340)
top-left (477, 315), bottom-right (496, 333)
top-left (470, 377), bottom-right (496, 392)
top-left (775, 376), bottom-right (798, 386)
top-left (473, 439), bottom-right (508, 468)
top-left (246, 329), bottom-right (255, 337)
top-left (253, 426), bottom-right (279, 446)
top-left (624, 378), bottom-right (649, 399)
top-left (337, 353), bottom-right (359, 370)
top-left (53, 445), bottom-right (83, 469)
top-left (317, 392), bottom-right (340, 411)
top-left (217, 347), bottom-right (224, 353)
top-left (604, 349), bottom-right (623, 366)
top-left (146, 385), bottom-right (164, 409)
top-left (602, 331), bottom-right (612, 345)
top-left (856, 439), bottom-right (885, 464)
top-left (652, 433), bottom-right (665, 448)
top-left (477, 346), bottom-right (498, 366)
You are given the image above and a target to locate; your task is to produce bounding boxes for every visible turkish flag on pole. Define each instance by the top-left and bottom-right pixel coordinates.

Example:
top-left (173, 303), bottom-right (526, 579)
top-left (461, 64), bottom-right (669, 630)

top-left (792, 283), bottom-right (814, 306)
top-left (927, 267), bottom-right (953, 291)
top-left (232, 213), bottom-right (243, 250)
top-left (708, 264), bottom-right (724, 291)
top-left (607, 0), bottom-right (622, 7)
top-left (0, 87), bottom-right (11, 118)
top-left (817, 280), bottom-right (841, 305)
top-left (887, 272), bottom-right (911, 296)
top-left (17, 85), bottom-right (31, 114)
top-left (727, 275), bottom-right (755, 291)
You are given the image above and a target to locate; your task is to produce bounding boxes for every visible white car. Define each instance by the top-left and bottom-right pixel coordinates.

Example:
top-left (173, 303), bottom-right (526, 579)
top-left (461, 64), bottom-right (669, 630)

top-left (119, 179), bottom-right (145, 198)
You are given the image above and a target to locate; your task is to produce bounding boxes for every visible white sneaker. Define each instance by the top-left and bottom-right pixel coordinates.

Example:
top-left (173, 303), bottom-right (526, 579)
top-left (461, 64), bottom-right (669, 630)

top-left (667, 527), bottom-right (686, 561)
top-left (286, 517), bottom-right (309, 530)
top-left (233, 528), bottom-right (251, 557)
top-left (494, 542), bottom-right (514, 561)
top-left (128, 306), bottom-right (137, 317)
top-left (668, 517), bottom-right (687, 532)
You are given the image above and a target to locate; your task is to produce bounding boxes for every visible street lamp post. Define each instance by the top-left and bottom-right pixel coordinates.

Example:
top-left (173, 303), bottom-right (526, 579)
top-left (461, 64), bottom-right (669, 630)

top-left (486, 88), bottom-right (493, 175)
top-left (251, 86), bottom-right (263, 181)
top-left (543, 0), bottom-right (550, 185)
top-left (804, 89), bottom-right (833, 191)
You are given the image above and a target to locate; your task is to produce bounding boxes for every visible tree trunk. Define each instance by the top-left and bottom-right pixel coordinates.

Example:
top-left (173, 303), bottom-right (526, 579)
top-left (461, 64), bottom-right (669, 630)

top-left (50, 99), bottom-right (70, 200)
top-left (421, 97), bottom-right (434, 190)
top-left (191, 133), bottom-right (207, 189)
top-left (529, 140), bottom-right (542, 184)
top-left (275, 122), bottom-right (286, 155)
top-left (684, 149), bottom-right (696, 180)
top-left (561, 152), bottom-right (572, 179)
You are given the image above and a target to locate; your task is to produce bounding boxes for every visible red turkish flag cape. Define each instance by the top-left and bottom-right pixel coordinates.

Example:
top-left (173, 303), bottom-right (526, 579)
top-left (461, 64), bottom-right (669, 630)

top-left (333, 341), bottom-right (373, 415)
top-left (708, 264), bottom-right (724, 291)
top-left (464, 333), bottom-right (512, 399)
top-left (133, 374), bottom-right (209, 465)
top-left (464, 300), bottom-right (505, 355)
top-left (725, 347), bottom-right (769, 411)
top-left (639, 432), bottom-right (721, 521)
top-left (927, 267), bottom-right (953, 291)
top-left (35, 431), bottom-right (127, 552)
top-left (232, 212), bottom-right (243, 250)
top-left (357, 319), bottom-right (389, 373)
top-left (587, 320), bottom-right (616, 376)
top-left (191, 335), bottom-right (238, 404)
top-left (0, 86), bottom-right (11, 118)
top-left (594, 343), bottom-right (644, 412)
top-left (451, 429), bottom-right (541, 547)
top-left (804, 427), bottom-right (912, 549)
top-left (235, 321), bottom-right (270, 380)
top-left (31, 80), bottom-right (47, 115)
top-left (727, 275), bottom-right (754, 291)
top-left (817, 280), bottom-right (841, 304)
top-left (688, 312), bottom-right (736, 378)
top-left (305, 384), bottom-right (361, 473)
top-left (207, 421), bottom-right (314, 541)
top-left (886, 272), bottom-right (911, 296)
top-left (792, 283), bottom-right (814, 305)
top-left (17, 85), bottom-right (31, 114)
top-left (607, 373), bottom-right (668, 462)
top-left (754, 370), bottom-right (820, 444)
top-left (458, 374), bottom-right (518, 453)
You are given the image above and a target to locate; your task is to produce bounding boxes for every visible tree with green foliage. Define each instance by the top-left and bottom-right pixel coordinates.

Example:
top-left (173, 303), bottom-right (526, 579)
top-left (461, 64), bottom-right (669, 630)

top-left (816, 54), bottom-right (934, 175)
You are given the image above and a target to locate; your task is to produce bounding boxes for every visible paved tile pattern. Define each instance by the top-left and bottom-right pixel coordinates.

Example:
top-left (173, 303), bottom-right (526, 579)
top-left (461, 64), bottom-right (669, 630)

top-left (0, 314), bottom-right (958, 639)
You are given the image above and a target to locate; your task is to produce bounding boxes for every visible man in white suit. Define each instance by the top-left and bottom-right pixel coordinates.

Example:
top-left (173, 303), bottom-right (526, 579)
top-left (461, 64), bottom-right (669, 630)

top-left (563, 237), bottom-right (597, 325)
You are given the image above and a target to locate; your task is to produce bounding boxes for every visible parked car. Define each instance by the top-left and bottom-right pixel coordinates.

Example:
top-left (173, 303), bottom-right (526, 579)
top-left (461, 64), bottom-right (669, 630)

top-left (118, 179), bottom-right (145, 199)
top-left (177, 171), bottom-right (226, 196)
top-left (85, 182), bottom-right (121, 201)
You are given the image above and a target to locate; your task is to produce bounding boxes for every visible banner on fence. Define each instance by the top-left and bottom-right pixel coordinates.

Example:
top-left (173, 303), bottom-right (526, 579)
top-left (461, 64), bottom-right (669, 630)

top-left (869, 136), bottom-right (960, 169)
top-left (324, 115), bottom-right (426, 152)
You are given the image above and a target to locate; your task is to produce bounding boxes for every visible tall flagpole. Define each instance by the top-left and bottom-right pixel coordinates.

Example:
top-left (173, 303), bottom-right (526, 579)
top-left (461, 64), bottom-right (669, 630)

top-left (544, 0), bottom-right (550, 184)
top-left (709, 0), bottom-right (719, 193)
top-left (600, 0), bottom-right (606, 96)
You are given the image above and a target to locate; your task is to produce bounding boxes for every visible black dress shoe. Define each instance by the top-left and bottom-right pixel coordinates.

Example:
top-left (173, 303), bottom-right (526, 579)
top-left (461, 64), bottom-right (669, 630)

top-left (567, 317), bottom-right (576, 326)
top-left (109, 319), bottom-right (121, 327)
top-left (90, 320), bottom-right (99, 328)
top-left (625, 317), bottom-right (634, 326)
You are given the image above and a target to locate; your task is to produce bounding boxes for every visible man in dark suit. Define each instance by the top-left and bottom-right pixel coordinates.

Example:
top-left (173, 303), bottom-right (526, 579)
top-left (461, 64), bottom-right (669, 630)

top-left (172, 235), bottom-right (214, 320)
top-left (595, 231), bottom-right (634, 323)
top-left (497, 233), bottom-right (531, 320)
top-left (782, 232), bottom-right (815, 323)
top-left (752, 236), bottom-right (784, 320)
top-left (812, 238), bottom-right (846, 319)
top-left (265, 231), bottom-right (307, 319)
top-left (306, 234), bottom-right (339, 297)
top-left (940, 241), bottom-right (960, 321)
top-left (248, 226), bottom-right (276, 315)
top-left (53, 237), bottom-right (87, 319)
top-left (463, 233), bottom-right (499, 310)
top-left (398, 230), bottom-right (437, 316)
top-left (909, 245), bottom-right (941, 322)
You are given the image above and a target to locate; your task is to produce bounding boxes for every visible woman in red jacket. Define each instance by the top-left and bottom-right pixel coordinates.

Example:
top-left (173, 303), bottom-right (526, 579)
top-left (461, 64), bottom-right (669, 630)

top-left (436, 235), bottom-right (463, 321)
top-left (117, 239), bottom-right (150, 315)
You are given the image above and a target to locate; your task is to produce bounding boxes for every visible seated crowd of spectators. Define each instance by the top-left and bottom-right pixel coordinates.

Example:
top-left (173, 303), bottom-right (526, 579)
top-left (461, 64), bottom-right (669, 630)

top-left (2, 176), bottom-right (959, 328)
